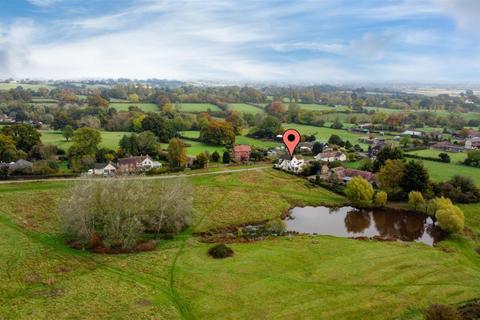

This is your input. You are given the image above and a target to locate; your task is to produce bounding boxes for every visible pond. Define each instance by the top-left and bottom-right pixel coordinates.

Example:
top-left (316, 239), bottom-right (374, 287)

top-left (285, 206), bottom-right (443, 246)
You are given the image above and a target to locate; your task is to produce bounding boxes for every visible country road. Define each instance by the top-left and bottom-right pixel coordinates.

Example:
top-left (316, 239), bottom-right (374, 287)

top-left (0, 166), bottom-right (271, 184)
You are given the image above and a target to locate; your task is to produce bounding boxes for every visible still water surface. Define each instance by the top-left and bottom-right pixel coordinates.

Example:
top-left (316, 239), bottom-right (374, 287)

top-left (285, 206), bottom-right (442, 246)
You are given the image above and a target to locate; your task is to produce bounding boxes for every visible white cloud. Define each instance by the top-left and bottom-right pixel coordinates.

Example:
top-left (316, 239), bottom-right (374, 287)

top-left (0, 0), bottom-right (479, 82)
top-left (28, 0), bottom-right (62, 7)
top-left (437, 0), bottom-right (480, 31)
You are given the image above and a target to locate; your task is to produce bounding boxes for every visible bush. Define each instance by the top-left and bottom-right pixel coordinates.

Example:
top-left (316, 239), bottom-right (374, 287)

top-left (408, 191), bottom-right (425, 212)
top-left (265, 219), bottom-right (286, 234)
top-left (222, 151), bottom-right (231, 164)
top-left (211, 151), bottom-right (220, 162)
top-left (458, 299), bottom-right (480, 320)
top-left (208, 244), bottom-right (234, 259)
top-left (374, 191), bottom-right (388, 207)
top-left (435, 175), bottom-right (480, 203)
top-left (32, 160), bottom-right (59, 175)
top-left (60, 177), bottom-right (193, 250)
top-left (436, 204), bottom-right (464, 234)
top-left (345, 176), bottom-right (374, 208)
top-left (424, 304), bottom-right (461, 320)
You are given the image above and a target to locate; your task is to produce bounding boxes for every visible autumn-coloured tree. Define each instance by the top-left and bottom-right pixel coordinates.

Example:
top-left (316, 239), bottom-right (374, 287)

top-left (199, 120), bottom-right (235, 146)
top-left (225, 111), bottom-right (244, 135)
top-left (266, 100), bottom-right (286, 116)
top-left (167, 138), bottom-right (188, 169)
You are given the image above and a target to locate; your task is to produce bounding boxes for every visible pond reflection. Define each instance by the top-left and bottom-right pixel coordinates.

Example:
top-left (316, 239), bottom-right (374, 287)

top-left (285, 206), bottom-right (442, 246)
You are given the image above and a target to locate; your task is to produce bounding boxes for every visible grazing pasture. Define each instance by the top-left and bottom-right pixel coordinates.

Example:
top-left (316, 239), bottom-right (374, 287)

top-left (406, 149), bottom-right (467, 163)
top-left (419, 159), bottom-right (480, 185)
top-left (285, 123), bottom-right (371, 148)
top-left (298, 103), bottom-right (351, 112)
top-left (227, 103), bottom-right (265, 114)
top-left (175, 103), bottom-right (221, 113)
top-left (40, 130), bottom-right (128, 151)
top-left (0, 82), bottom-right (55, 90)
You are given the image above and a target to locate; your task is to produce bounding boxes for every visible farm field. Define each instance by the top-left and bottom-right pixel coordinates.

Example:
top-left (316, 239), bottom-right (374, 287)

top-left (181, 131), bottom-right (280, 150)
top-left (285, 123), bottom-right (370, 149)
top-left (0, 169), bottom-right (480, 319)
top-left (181, 139), bottom-right (226, 156)
top-left (406, 149), bottom-right (467, 163)
top-left (40, 130), bottom-right (128, 151)
top-left (176, 103), bottom-right (221, 113)
top-left (419, 159), bottom-right (480, 185)
top-left (227, 103), bottom-right (265, 114)
top-left (109, 103), bottom-right (159, 113)
top-left (363, 106), bottom-right (480, 121)
top-left (0, 82), bottom-right (55, 90)
top-left (298, 103), bottom-right (351, 112)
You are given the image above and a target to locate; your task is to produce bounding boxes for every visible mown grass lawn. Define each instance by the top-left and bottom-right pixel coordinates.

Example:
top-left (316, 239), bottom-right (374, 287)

top-left (227, 103), bottom-right (265, 114)
top-left (40, 130), bottom-right (129, 151)
top-left (0, 170), bottom-right (479, 319)
top-left (109, 102), bottom-right (160, 112)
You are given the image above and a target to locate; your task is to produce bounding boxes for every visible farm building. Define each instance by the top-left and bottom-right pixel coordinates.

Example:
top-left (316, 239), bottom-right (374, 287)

top-left (232, 145), bottom-right (252, 162)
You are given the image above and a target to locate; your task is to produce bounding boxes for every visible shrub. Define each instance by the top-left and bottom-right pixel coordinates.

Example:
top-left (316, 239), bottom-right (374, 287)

top-left (222, 151), bottom-right (231, 164)
top-left (424, 304), bottom-right (460, 320)
top-left (345, 176), bottom-right (374, 208)
top-left (33, 160), bottom-right (59, 175)
top-left (374, 191), bottom-right (388, 207)
top-left (60, 177), bottom-right (193, 250)
top-left (436, 204), bottom-right (464, 234)
top-left (208, 244), bottom-right (234, 259)
top-left (458, 299), bottom-right (480, 320)
top-left (436, 175), bottom-right (480, 203)
top-left (408, 191), bottom-right (425, 212)
top-left (211, 151), bottom-right (220, 162)
top-left (265, 219), bottom-right (286, 234)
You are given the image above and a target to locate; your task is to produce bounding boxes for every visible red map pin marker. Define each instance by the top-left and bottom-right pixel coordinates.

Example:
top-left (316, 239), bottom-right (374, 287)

top-left (282, 129), bottom-right (301, 158)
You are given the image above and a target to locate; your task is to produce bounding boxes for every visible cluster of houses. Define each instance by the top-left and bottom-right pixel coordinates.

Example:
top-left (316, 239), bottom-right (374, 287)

top-left (88, 145), bottom-right (255, 176)
top-left (87, 155), bottom-right (162, 176)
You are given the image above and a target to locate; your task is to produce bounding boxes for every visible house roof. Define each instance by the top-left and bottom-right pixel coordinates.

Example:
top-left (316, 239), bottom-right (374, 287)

top-left (233, 145), bottom-right (251, 152)
top-left (118, 155), bottom-right (151, 166)
top-left (316, 151), bottom-right (344, 158)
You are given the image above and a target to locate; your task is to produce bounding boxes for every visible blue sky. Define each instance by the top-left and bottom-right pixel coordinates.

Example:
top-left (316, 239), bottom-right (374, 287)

top-left (0, 0), bottom-right (479, 82)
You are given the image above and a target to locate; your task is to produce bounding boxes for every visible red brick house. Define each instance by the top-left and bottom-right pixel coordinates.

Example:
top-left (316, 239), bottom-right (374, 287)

top-left (232, 145), bottom-right (252, 162)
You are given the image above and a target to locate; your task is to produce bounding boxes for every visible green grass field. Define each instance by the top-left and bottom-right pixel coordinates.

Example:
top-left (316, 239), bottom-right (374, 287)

top-left (227, 103), bottom-right (265, 114)
top-left (181, 131), bottom-right (280, 152)
top-left (109, 103), bottom-right (160, 112)
top-left (0, 82), bottom-right (55, 90)
top-left (40, 130), bottom-right (128, 151)
top-left (0, 169), bottom-right (479, 319)
top-left (420, 159), bottom-right (480, 185)
top-left (285, 123), bottom-right (371, 149)
top-left (176, 103), bottom-right (221, 113)
top-left (298, 103), bottom-right (351, 112)
top-left (406, 149), bottom-right (467, 163)
top-left (182, 140), bottom-right (226, 156)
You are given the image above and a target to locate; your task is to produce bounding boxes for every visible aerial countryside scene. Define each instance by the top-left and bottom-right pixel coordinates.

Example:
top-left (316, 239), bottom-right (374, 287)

top-left (1, 1), bottom-right (480, 319)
